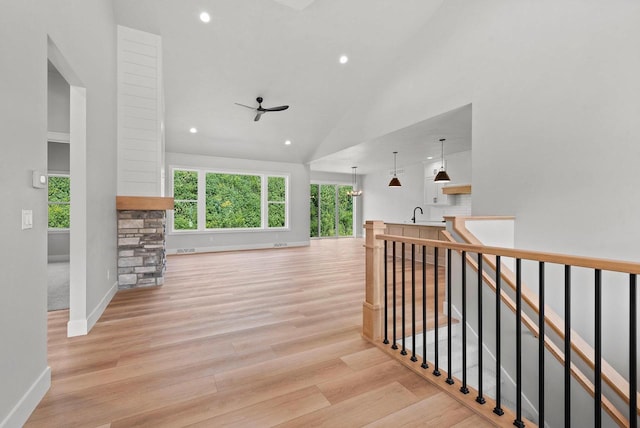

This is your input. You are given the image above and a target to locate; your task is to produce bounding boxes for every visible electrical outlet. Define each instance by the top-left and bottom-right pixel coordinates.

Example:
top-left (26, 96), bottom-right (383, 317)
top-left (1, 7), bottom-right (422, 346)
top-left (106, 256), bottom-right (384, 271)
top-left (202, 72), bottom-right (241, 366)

top-left (107, 269), bottom-right (110, 280)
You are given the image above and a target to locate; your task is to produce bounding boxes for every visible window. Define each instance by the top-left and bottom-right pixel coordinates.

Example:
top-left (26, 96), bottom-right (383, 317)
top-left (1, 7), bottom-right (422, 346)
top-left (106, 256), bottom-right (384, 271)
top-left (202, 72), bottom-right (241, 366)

top-left (309, 183), bottom-right (354, 238)
top-left (173, 170), bottom-right (198, 230)
top-left (206, 172), bottom-right (261, 228)
top-left (267, 176), bottom-right (286, 228)
top-left (171, 168), bottom-right (288, 232)
top-left (48, 175), bottom-right (70, 229)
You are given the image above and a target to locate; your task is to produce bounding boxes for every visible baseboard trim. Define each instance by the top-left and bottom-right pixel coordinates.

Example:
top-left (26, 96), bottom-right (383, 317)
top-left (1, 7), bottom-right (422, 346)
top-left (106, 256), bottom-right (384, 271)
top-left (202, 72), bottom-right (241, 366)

top-left (166, 241), bottom-right (309, 255)
top-left (0, 366), bottom-right (51, 428)
top-left (67, 281), bottom-right (117, 337)
top-left (66, 319), bottom-right (87, 337)
top-left (87, 281), bottom-right (117, 332)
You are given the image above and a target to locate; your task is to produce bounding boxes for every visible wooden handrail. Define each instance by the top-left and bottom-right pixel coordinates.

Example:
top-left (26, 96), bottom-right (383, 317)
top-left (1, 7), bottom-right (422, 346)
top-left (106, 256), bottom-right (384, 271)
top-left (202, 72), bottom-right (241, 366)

top-left (446, 217), bottom-right (639, 420)
top-left (375, 234), bottom-right (640, 275)
top-left (440, 229), bottom-right (630, 427)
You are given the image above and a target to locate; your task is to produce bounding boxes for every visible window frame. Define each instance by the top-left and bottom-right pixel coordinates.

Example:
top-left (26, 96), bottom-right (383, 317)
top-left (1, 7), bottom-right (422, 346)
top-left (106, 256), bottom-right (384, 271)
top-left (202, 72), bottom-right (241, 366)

top-left (47, 173), bottom-right (71, 231)
top-left (309, 181), bottom-right (356, 239)
top-left (169, 166), bottom-right (290, 233)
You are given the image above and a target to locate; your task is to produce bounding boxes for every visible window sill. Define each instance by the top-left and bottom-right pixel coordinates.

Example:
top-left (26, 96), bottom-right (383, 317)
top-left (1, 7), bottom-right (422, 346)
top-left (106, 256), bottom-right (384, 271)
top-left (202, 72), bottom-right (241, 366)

top-left (169, 227), bottom-right (290, 235)
top-left (48, 228), bottom-right (70, 233)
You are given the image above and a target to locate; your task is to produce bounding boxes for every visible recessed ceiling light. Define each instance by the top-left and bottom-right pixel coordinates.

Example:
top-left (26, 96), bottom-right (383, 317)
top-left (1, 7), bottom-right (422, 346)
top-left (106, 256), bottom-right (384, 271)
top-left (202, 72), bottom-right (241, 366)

top-left (284, 140), bottom-right (292, 145)
top-left (199, 12), bottom-right (211, 23)
top-left (427, 156), bottom-right (434, 160)
top-left (189, 127), bottom-right (198, 133)
top-left (339, 55), bottom-right (349, 64)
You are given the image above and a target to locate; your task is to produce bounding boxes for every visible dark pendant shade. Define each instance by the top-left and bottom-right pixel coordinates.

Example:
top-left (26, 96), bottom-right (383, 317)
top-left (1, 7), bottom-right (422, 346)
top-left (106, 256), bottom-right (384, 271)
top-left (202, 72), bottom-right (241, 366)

top-left (434, 169), bottom-right (451, 183)
top-left (388, 151), bottom-right (401, 187)
top-left (434, 138), bottom-right (451, 183)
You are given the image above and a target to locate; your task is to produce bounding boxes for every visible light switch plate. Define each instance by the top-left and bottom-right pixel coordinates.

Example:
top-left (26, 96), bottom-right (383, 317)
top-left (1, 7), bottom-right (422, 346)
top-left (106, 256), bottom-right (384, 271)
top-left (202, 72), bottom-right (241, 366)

top-left (22, 209), bottom-right (33, 230)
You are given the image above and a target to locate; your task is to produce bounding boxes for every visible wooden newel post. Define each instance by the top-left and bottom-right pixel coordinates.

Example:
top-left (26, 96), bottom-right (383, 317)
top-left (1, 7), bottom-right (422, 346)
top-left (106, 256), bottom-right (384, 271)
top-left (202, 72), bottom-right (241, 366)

top-left (363, 220), bottom-right (386, 342)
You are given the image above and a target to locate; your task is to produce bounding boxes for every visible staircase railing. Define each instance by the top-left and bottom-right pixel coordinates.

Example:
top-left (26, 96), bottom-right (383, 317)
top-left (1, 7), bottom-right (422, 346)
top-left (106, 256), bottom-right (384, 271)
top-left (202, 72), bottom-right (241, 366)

top-left (362, 220), bottom-right (638, 428)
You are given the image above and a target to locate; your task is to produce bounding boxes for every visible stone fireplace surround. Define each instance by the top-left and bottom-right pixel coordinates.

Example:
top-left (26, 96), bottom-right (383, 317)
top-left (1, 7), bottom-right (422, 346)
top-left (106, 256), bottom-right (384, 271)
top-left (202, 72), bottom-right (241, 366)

top-left (116, 197), bottom-right (174, 289)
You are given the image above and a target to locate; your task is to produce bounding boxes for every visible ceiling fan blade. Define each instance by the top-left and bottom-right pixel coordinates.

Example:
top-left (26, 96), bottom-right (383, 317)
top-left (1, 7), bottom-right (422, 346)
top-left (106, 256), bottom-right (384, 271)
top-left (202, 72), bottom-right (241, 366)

top-left (235, 102), bottom-right (256, 110)
top-left (263, 105), bottom-right (289, 112)
top-left (254, 112), bottom-right (263, 122)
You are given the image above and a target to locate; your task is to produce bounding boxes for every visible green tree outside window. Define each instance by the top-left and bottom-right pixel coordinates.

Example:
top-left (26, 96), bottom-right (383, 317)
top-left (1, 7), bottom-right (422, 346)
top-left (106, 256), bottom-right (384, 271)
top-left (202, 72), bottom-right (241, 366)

top-left (48, 175), bottom-right (70, 228)
top-left (174, 170), bottom-right (198, 230)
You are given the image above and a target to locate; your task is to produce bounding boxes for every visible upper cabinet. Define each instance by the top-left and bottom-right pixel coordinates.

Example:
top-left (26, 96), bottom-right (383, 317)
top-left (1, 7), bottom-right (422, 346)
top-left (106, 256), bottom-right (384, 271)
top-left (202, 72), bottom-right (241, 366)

top-left (424, 175), bottom-right (449, 205)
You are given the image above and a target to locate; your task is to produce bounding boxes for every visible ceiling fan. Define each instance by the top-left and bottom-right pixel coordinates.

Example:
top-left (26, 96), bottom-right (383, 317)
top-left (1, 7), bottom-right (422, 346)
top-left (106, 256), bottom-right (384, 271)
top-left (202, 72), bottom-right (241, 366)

top-left (235, 96), bottom-right (289, 122)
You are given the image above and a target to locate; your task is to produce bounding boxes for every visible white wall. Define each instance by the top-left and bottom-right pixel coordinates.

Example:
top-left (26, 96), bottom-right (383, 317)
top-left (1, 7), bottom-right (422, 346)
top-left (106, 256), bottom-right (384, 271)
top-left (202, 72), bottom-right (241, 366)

top-left (0, 1), bottom-right (117, 425)
top-left (166, 152), bottom-right (310, 252)
top-left (47, 67), bottom-right (70, 133)
top-left (334, 1), bottom-right (640, 423)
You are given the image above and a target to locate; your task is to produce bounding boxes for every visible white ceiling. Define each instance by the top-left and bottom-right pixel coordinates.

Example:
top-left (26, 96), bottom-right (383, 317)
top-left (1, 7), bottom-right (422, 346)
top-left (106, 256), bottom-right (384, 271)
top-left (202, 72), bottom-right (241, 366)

top-left (112, 0), bottom-right (467, 173)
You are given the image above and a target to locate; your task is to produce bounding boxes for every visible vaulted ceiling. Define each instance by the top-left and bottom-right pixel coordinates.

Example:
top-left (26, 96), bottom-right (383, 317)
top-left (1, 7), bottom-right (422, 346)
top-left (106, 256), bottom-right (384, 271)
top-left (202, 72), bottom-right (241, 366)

top-left (113, 0), bottom-right (468, 173)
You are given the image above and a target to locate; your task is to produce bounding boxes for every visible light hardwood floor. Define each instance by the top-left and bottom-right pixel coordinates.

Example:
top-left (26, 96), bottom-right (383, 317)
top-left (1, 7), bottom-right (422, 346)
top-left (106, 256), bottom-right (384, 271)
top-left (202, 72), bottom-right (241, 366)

top-left (27, 238), bottom-right (494, 427)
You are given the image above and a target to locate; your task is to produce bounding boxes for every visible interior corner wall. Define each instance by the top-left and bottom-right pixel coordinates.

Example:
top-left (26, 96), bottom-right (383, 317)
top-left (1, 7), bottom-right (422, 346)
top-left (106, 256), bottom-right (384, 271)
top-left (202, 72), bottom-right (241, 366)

top-left (322, 0), bottom-right (640, 417)
top-left (46, 0), bottom-right (118, 326)
top-left (0, 0), bottom-right (117, 425)
top-left (165, 152), bottom-right (310, 252)
top-left (47, 67), bottom-right (70, 134)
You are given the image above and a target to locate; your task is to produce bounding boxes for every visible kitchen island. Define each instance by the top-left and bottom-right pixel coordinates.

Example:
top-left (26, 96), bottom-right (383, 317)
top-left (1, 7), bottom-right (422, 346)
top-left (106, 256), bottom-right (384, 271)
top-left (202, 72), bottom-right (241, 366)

top-left (384, 221), bottom-right (447, 265)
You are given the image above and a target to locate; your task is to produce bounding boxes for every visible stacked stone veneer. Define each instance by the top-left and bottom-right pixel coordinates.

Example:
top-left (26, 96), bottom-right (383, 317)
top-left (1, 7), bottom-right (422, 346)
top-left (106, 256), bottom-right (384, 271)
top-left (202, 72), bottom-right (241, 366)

top-left (117, 210), bottom-right (166, 289)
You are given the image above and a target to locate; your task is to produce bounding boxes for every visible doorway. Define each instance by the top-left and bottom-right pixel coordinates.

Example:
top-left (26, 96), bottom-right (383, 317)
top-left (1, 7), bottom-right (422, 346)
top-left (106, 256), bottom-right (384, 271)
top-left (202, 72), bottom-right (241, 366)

top-left (47, 63), bottom-right (71, 311)
top-left (48, 37), bottom-right (89, 336)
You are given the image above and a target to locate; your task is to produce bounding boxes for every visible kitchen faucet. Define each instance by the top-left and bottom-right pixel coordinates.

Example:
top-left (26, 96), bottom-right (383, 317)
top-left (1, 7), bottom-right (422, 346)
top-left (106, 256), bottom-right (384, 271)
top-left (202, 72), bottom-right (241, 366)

top-left (411, 206), bottom-right (423, 223)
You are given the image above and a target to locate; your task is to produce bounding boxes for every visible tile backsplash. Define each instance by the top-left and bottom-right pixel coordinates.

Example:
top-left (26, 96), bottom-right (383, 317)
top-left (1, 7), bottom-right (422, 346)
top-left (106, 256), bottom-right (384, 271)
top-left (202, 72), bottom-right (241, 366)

top-left (428, 194), bottom-right (472, 220)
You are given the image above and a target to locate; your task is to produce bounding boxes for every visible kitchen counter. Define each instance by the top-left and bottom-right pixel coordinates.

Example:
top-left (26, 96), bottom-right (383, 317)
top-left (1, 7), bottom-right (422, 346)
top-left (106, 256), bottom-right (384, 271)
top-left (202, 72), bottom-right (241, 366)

top-left (384, 221), bottom-right (447, 264)
top-left (385, 220), bottom-right (446, 228)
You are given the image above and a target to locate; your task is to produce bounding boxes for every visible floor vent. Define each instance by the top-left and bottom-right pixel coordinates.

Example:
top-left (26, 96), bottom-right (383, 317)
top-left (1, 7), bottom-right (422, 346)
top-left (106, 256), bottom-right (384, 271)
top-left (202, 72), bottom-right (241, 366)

top-left (177, 248), bottom-right (196, 254)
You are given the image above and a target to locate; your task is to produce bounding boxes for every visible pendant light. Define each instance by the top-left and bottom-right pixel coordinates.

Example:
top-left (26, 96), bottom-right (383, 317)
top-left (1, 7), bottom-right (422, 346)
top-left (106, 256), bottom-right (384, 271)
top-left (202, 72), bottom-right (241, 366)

top-left (388, 151), bottom-right (401, 187)
top-left (434, 138), bottom-right (451, 183)
top-left (347, 166), bottom-right (363, 197)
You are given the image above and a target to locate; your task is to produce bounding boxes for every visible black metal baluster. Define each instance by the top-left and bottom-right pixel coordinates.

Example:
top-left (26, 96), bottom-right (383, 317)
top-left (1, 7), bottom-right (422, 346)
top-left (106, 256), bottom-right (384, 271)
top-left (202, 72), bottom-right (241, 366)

top-left (433, 247), bottom-right (441, 376)
top-left (631, 274), bottom-right (637, 428)
top-left (595, 269), bottom-right (602, 428)
top-left (401, 243), bottom-right (407, 356)
top-left (460, 250), bottom-right (469, 394)
top-left (564, 265), bottom-right (571, 428)
top-left (493, 256), bottom-right (504, 416)
top-left (476, 253), bottom-right (485, 404)
top-left (539, 261), bottom-right (545, 426)
top-left (383, 241), bottom-right (389, 345)
top-left (514, 258), bottom-right (524, 428)
top-left (411, 244), bottom-right (417, 362)
top-left (422, 246), bottom-right (428, 369)
top-left (391, 242), bottom-right (398, 350)
top-left (446, 248), bottom-right (453, 384)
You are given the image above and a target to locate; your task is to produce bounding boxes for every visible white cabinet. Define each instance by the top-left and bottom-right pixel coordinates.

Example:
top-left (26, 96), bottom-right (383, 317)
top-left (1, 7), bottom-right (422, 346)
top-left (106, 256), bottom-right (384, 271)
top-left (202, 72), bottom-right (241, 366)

top-left (424, 175), bottom-right (449, 206)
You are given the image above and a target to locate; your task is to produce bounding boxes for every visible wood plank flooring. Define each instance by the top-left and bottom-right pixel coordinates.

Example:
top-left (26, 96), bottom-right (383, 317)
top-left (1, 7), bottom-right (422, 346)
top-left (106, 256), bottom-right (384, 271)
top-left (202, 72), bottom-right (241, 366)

top-left (27, 238), bottom-right (494, 427)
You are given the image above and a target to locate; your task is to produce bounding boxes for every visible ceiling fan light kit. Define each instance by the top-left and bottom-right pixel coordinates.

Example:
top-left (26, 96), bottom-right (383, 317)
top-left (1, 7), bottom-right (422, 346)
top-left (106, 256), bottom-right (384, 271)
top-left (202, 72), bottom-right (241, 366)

top-left (388, 151), bottom-right (401, 187)
top-left (235, 96), bottom-right (289, 122)
top-left (434, 138), bottom-right (451, 183)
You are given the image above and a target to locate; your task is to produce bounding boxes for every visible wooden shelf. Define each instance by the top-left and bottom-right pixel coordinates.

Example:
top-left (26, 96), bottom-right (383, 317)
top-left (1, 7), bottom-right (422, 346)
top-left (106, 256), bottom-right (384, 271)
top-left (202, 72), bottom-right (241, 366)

top-left (116, 196), bottom-right (174, 211)
top-left (442, 184), bottom-right (471, 195)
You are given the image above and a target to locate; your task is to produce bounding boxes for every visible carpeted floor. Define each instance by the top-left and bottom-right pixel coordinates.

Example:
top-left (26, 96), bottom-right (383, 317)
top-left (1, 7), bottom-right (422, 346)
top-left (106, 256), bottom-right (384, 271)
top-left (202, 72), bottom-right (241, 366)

top-left (48, 262), bottom-right (69, 311)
